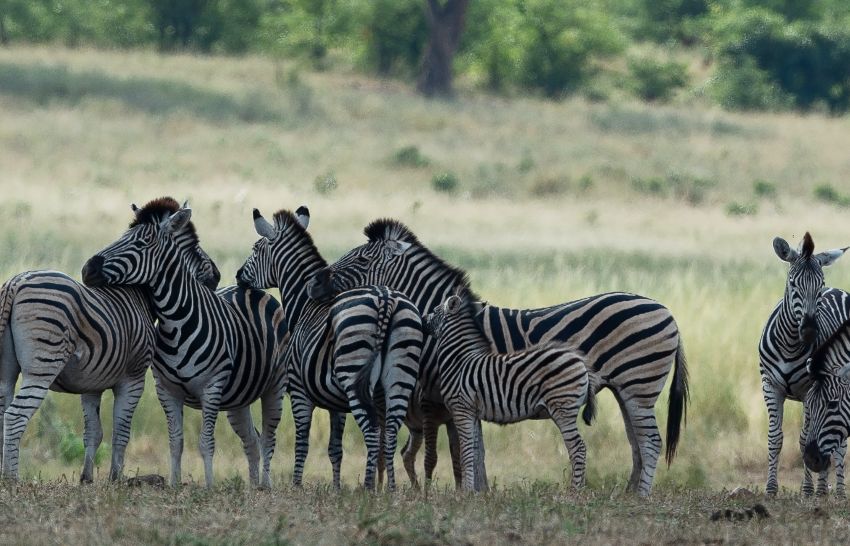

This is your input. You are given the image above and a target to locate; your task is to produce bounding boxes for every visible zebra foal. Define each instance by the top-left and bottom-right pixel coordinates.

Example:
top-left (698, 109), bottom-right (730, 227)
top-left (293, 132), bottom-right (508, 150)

top-left (0, 199), bottom-right (219, 482)
top-left (760, 232), bottom-right (848, 496)
top-left (238, 207), bottom-right (423, 490)
top-left (425, 293), bottom-right (595, 491)
top-left (82, 198), bottom-right (287, 488)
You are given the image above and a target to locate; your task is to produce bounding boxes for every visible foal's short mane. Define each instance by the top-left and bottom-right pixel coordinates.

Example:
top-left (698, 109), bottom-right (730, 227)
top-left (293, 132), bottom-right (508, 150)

top-left (362, 218), bottom-right (481, 302)
top-left (129, 196), bottom-right (199, 242)
top-left (270, 208), bottom-right (328, 266)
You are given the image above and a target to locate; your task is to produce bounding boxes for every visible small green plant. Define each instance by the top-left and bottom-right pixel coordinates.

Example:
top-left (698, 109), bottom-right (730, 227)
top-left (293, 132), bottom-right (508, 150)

top-left (314, 172), bottom-right (338, 195)
top-left (753, 179), bottom-right (777, 199)
top-left (432, 172), bottom-right (459, 194)
top-left (578, 174), bottom-right (594, 192)
top-left (391, 145), bottom-right (430, 168)
top-left (627, 56), bottom-right (689, 102)
top-left (726, 201), bottom-right (758, 216)
top-left (530, 176), bottom-right (569, 197)
top-left (517, 150), bottom-right (535, 173)
top-left (813, 183), bottom-right (850, 206)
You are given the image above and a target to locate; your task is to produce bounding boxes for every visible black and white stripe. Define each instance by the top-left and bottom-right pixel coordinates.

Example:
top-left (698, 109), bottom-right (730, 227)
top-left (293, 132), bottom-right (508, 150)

top-left (425, 293), bottom-right (595, 490)
top-left (310, 219), bottom-right (688, 496)
top-left (82, 198), bottom-right (287, 488)
top-left (760, 232), bottom-right (849, 496)
top-left (0, 201), bottom-right (219, 482)
top-left (237, 208), bottom-right (423, 490)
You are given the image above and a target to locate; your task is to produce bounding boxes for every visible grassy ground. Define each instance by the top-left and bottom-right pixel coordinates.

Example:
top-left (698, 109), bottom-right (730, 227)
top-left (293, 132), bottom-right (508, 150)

top-left (2, 45), bottom-right (850, 542)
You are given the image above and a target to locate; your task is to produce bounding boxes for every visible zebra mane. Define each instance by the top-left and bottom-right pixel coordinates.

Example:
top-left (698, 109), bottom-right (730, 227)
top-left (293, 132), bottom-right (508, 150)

top-left (809, 318), bottom-right (850, 380)
top-left (271, 208), bottom-right (327, 265)
top-left (801, 232), bottom-right (815, 260)
top-left (363, 218), bottom-right (480, 302)
top-left (129, 196), bottom-right (197, 238)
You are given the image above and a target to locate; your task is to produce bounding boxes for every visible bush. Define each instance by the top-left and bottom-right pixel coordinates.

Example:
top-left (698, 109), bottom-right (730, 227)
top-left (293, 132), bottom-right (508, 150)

top-left (710, 58), bottom-right (791, 111)
top-left (391, 146), bottom-right (430, 168)
top-left (632, 172), bottom-right (715, 205)
top-left (530, 175), bottom-right (569, 197)
top-left (627, 56), bottom-right (689, 102)
top-left (314, 172), bottom-right (338, 194)
top-left (360, 0), bottom-right (428, 76)
top-left (813, 184), bottom-right (850, 206)
top-left (726, 201), bottom-right (758, 216)
top-left (432, 172), bottom-right (459, 194)
top-left (753, 179), bottom-right (777, 198)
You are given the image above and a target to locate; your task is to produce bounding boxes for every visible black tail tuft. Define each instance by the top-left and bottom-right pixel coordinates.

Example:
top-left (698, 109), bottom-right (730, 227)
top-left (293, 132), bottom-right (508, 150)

top-left (582, 380), bottom-right (598, 426)
top-left (352, 350), bottom-right (380, 426)
top-left (665, 338), bottom-right (689, 466)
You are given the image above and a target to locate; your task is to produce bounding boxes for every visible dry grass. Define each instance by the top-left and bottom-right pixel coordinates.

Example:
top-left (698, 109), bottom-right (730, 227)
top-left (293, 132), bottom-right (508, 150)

top-left (2, 45), bottom-right (850, 542)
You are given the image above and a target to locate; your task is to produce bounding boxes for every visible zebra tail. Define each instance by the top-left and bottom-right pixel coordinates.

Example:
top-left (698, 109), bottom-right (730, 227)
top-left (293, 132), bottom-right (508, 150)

top-left (352, 294), bottom-right (395, 425)
top-left (581, 370), bottom-right (600, 426)
top-left (665, 337), bottom-right (690, 466)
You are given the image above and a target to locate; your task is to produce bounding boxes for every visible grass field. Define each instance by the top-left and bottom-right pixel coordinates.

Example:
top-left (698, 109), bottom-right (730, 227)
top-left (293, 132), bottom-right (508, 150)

top-left (2, 45), bottom-right (850, 543)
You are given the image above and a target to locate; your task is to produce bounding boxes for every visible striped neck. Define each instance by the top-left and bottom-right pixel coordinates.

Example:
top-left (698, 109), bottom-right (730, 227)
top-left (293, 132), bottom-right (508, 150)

top-left (273, 237), bottom-right (328, 328)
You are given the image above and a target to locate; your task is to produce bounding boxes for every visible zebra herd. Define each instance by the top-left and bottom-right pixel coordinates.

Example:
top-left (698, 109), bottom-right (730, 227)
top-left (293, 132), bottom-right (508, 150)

top-left (3, 196), bottom-right (850, 497)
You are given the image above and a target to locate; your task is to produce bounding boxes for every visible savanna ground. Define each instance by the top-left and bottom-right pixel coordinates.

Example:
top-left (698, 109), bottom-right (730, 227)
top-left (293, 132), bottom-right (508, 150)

top-left (2, 45), bottom-right (850, 543)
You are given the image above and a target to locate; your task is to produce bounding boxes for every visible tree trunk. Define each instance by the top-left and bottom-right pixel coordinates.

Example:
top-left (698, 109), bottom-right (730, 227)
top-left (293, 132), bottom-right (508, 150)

top-left (417, 0), bottom-right (469, 97)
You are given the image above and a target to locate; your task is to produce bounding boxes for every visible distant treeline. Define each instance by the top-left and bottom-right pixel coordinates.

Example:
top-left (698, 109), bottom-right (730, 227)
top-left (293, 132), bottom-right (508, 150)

top-left (3, 0), bottom-right (850, 112)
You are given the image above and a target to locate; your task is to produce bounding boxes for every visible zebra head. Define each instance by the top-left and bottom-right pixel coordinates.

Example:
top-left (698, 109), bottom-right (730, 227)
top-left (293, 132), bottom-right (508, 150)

top-left (803, 360), bottom-right (850, 473)
top-left (423, 294), bottom-right (463, 339)
top-left (773, 232), bottom-right (847, 346)
top-left (82, 197), bottom-right (214, 289)
top-left (236, 205), bottom-right (314, 291)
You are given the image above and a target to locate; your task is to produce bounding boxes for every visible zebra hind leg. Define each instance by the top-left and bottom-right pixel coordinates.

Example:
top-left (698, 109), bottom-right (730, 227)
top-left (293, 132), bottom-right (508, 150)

top-left (550, 405), bottom-right (586, 489)
top-left (290, 394), bottom-right (315, 487)
top-left (80, 393), bottom-right (104, 483)
top-left (421, 400), bottom-right (441, 486)
top-left (328, 412), bottom-right (346, 490)
top-left (401, 429), bottom-right (422, 489)
top-left (198, 382), bottom-right (224, 488)
top-left (109, 375), bottom-right (145, 482)
top-left (832, 440), bottom-right (847, 498)
top-left (259, 387), bottom-right (284, 489)
top-left (612, 390), bottom-right (642, 492)
top-left (226, 406), bottom-right (261, 487)
top-left (154, 381), bottom-right (184, 487)
top-left (798, 403), bottom-right (817, 496)
top-left (2, 375), bottom-right (54, 480)
top-left (0, 336), bottom-right (20, 473)
top-left (762, 378), bottom-right (785, 497)
top-left (623, 402), bottom-right (662, 497)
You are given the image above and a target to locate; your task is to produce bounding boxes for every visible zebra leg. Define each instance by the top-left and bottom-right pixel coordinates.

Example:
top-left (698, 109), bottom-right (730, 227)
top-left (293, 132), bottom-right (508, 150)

top-left (763, 378), bottom-right (785, 496)
top-left (551, 405), bottom-right (586, 489)
top-left (799, 405), bottom-right (821, 496)
top-left (613, 390), bottom-right (642, 492)
top-left (377, 421), bottom-right (386, 490)
top-left (2, 376), bottom-right (53, 479)
top-left (473, 419), bottom-right (489, 492)
top-left (350, 409), bottom-right (381, 490)
top-left (80, 393), bottom-right (104, 483)
top-left (109, 375), bottom-right (145, 482)
top-left (154, 382), bottom-right (184, 487)
top-left (226, 406), bottom-right (261, 487)
top-left (445, 420), bottom-right (463, 489)
top-left (290, 393), bottom-right (315, 487)
top-left (328, 411), bottom-right (346, 490)
top-left (198, 383), bottom-right (223, 488)
top-left (0, 336), bottom-right (20, 470)
top-left (623, 402), bottom-right (662, 497)
top-left (833, 439), bottom-right (847, 498)
top-left (422, 402), bottom-right (440, 485)
top-left (449, 406), bottom-right (478, 492)
top-left (402, 431), bottom-right (422, 489)
top-left (384, 406), bottom-right (406, 492)
top-left (259, 387), bottom-right (284, 489)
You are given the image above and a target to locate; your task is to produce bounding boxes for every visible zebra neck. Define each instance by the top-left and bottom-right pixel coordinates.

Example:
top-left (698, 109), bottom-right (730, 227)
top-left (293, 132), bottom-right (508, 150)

top-left (440, 318), bottom-right (492, 360)
top-left (149, 250), bottom-right (207, 324)
top-left (275, 256), bottom-right (327, 329)
top-left (776, 294), bottom-right (810, 356)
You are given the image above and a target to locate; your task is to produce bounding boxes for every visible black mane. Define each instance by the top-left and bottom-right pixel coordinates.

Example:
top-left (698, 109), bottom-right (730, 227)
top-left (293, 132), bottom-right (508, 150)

top-left (362, 218), bottom-right (480, 303)
top-left (129, 196), bottom-right (200, 248)
top-left (271, 208), bottom-right (327, 267)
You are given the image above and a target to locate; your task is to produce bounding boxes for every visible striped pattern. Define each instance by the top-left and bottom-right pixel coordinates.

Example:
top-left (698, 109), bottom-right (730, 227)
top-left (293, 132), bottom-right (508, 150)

top-left (237, 208), bottom-right (423, 490)
top-left (313, 218), bottom-right (688, 496)
top-left (425, 294), bottom-right (594, 490)
top-left (760, 233), bottom-right (849, 496)
top-left (82, 198), bottom-right (287, 488)
top-left (800, 320), bottom-right (850, 493)
top-left (0, 205), bottom-right (219, 482)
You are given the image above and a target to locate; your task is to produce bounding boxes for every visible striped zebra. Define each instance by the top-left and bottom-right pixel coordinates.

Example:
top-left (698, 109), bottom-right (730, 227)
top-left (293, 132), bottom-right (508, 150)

top-left (81, 199), bottom-right (287, 488)
top-left (307, 218), bottom-right (688, 496)
top-left (760, 232), bottom-right (849, 496)
top-left (0, 200), bottom-right (220, 482)
top-left (801, 319), bottom-right (850, 477)
top-left (237, 208), bottom-right (423, 490)
top-left (424, 293), bottom-right (596, 490)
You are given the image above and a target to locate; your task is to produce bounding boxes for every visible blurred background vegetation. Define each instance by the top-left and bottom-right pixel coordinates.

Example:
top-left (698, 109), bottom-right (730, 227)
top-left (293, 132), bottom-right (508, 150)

top-left (4, 0), bottom-right (850, 110)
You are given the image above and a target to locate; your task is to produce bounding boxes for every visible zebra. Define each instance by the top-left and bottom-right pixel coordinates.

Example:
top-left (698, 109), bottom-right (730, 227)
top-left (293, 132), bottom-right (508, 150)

top-left (307, 218), bottom-right (689, 496)
top-left (237, 207), bottom-right (423, 490)
top-left (801, 318), bottom-right (850, 476)
top-left (81, 198), bottom-right (287, 488)
top-left (424, 292), bottom-right (596, 491)
top-left (760, 232), bottom-right (849, 496)
top-left (0, 199), bottom-right (220, 482)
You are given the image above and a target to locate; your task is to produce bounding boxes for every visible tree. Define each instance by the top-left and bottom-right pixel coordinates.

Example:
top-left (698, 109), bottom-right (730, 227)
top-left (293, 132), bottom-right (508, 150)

top-left (417, 0), bottom-right (469, 97)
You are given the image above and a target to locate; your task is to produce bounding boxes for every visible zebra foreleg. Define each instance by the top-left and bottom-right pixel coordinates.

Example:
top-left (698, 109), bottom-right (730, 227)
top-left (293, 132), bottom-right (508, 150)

top-left (109, 375), bottom-right (145, 482)
top-left (328, 412), bottom-right (346, 490)
top-left (799, 406), bottom-right (819, 496)
top-left (473, 419), bottom-right (489, 492)
top-left (198, 382), bottom-right (224, 488)
top-left (401, 430), bottom-right (422, 489)
top-left (290, 394), bottom-right (315, 487)
top-left (80, 393), bottom-right (104, 484)
top-left (449, 405), bottom-right (478, 492)
top-left (154, 382), bottom-right (184, 487)
top-left (226, 406), bottom-right (261, 487)
top-left (259, 387), bottom-right (284, 489)
top-left (445, 420), bottom-right (463, 489)
top-left (2, 376), bottom-right (53, 480)
top-left (421, 401), bottom-right (440, 486)
top-left (763, 378), bottom-right (785, 496)
top-left (833, 440), bottom-right (847, 498)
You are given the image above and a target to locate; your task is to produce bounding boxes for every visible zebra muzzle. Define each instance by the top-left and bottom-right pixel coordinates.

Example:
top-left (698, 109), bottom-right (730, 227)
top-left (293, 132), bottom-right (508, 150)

top-left (81, 255), bottom-right (107, 287)
top-left (803, 440), bottom-right (830, 473)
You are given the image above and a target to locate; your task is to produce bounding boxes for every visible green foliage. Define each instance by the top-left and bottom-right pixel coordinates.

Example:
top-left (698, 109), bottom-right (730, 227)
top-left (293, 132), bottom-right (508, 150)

top-left (725, 201), bottom-right (758, 216)
top-left (391, 145), bottom-right (430, 168)
top-left (314, 172), bottom-right (338, 194)
top-left (631, 172), bottom-right (715, 204)
top-left (752, 179), bottom-right (777, 198)
top-left (627, 56), bottom-right (689, 102)
top-left (432, 171), bottom-right (459, 194)
top-left (359, 0), bottom-right (427, 76)
top-left (632, 0), bottom-right (710, 44)
top-left (813, 183), bottom-right (850, 206)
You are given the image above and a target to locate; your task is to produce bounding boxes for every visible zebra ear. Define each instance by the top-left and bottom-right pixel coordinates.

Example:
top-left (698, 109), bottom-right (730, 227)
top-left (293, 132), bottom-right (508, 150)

top-left (773, 237), bottom-right (798, 263)
top-left (295, 206), bottom-right (310, 229)
top-left (165, 207), bottom-right (192, 233)
top-left (806, 358), bottom-right (814, 376)
top-left (816, 247), bottom-right (848, 268)
top-left (131, 203), bottom-right (140, 216)
top-left (839, 364), bottom-right (850, 382)
top-left (386, 240), bottom-right (412, 256)
top-left (253, 209), bottom-right (276, 239)
top-left (445, 295), bottom-right (463, 313)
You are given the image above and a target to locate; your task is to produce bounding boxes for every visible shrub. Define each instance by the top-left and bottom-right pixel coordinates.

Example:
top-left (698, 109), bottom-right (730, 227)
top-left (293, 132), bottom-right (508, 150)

top-left (726, 201), bottom-right (758, 216)
top-left (360, 0), bottom-right (428, 76)
top-left (391, 145), bottom-right (430, 168)
top-left (710, 58), bottom-right (791, 111)
top-left (530, 176), bottom-right (569, 197)
top-left (627, 56), bottom-right (689, 102)
top-left (813, 184), bottom-right (850, 206)
top-left (432, 172), bottom-right (459, 194)
top-left (753, 179), bottom-right (777, 198)
top-left (314, 172), bottom-right (338, 194)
